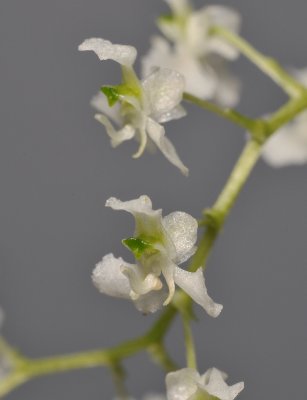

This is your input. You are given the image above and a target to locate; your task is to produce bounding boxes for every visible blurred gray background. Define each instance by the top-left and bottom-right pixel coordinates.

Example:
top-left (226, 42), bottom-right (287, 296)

top-left (0, 0), bottom-right (306, 398)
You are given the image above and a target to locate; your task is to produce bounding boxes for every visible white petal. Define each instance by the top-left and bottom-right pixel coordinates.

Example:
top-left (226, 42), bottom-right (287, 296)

top-left (205, 6), bottom-right (241, 33)
top-left (91, 92), bottom-right (122, 125)
top-left (200, 368), bottom-right (244, 400)
top-left (160, 259), bottom-right (176, 305)
top-left (94, 114), bottom-right (135, 147)
top-left (142, 38), bottom-right (217, 100)
top-left (163, 211), bottom-right (198, 264)
top-left (142, 68), bottom-right (185, 118)
top-left (146, 118), bottom-right (189, 176)
top-left (174, 267), bottom-right (223, 317)
top-left (121, 263), bottom-right (162, 296)
top-left (142, 37), bottom-right (172, 78)
top-left (105, 195), bottom-right (164, 239)
top-left (166, 368), bottom-right (200, 400)
top-left (78, 38), bottom-right (137, 67)
top-left (157, 105), bottom-right (187, 124)
top-left (262, 120), bottom-right (307, 167)
top-left (134, 289), bottom-right (168, 314)
top-left (92, 254), bottom-right (131, 299)
top-left (205, 6), bottom-right (241, 60)
top-left (165, 0), bottom-right (190, 16)
top-left (212, 64), bottom-right (241, 108)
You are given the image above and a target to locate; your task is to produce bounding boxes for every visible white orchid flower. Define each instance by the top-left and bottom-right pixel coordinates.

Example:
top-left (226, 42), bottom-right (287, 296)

top-left (142, 1), bottom-right (241, 106)
top-left (78, 38), bottom-right (188, 175)
top-left (166, 367), bottom-right (244, 400)
top-left (92, 196), bottom-right (223, 316)
top-left (262, 68), bottom-right (307, 167)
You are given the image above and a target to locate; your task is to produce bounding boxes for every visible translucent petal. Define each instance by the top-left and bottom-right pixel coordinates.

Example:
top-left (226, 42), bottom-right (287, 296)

top-left (166, 368), bottom-right (200, 400)
top-left (262, 121), bottom-right (307, 167)
top-left (142, 68), bottom-right (185, 118)
top-left (174, 267), bottom-right (223, 317)
top-left (163, 211), bottom-right (198, 264)
top-left (199, 368), bottom-right (244, 400)
top-left (160, 259), bottom-right (176, 305)
top-left (94, 114), bottom-right (135, 148)
top-left (92, 254), bottom-right (131, 299)
top-left (146, 118), bottom-right (189, 176)
top-left (78, 38), bottom-right (137, 67)
top-left (142, 38), bottom-right (216, 99)
top-left (105, 195), bottom-right (164, 239)
top-left (165, 0), bottom-right (190, 16)
top-left (157, 105), bottom-right (187, 124)
top-left (134, 289), bottom-right (168, 314)
top-left (205, 6), bottom-right (241, 60)
top-left (91, 92), bottom-right (122, 125)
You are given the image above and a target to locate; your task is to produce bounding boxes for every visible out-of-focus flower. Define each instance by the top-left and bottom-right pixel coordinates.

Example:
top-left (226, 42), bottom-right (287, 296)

top-left (262, 69), bottom-right (307, 167)
top-left (79, 38), bottom-right (188, 175)
top-left (142, 0), bottom-right (241, 106)
top-left (166, 367), bottom-right (244, 400)
top-left (0, 310), bottom-right (13, 385)
top-left (114, 395), bottom-right (166, 400)
top-left (92, 195), bottom-right (223, 315)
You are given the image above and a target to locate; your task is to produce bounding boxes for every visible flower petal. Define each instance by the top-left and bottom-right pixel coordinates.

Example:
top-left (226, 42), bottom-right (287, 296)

top-left (94, 114), bottom-right (135, 148)
top-left (78, 38), bottom-right (137, 67)
top-left (146, 118), bottom-right (189, 176)
top-left (157, 105), bottom-right (187, 124)
top-left (205, 6), bottom-right (241, 60)
top-left (91, 92), bottom-right (122, 125)
top-left (166, 368), bottom-right (200, 400)
top-left (262, 120), bottom-right (307, 167)
top-left (165, 0), bottom-right (190, 16)
top-left (92, 254), bottom-right (131, 299)
top-left (134, 289), bottom-right (168, 314)
top-left (160, 259), bottom-right (176, 305)
top-left (163, 211), bottom-right (198, 264)
top-left (199, 368), bottom-right (244, 400)
top-left (174, 267), bottom-right (223, 317)
top-left (106, 196), bottom-right (164, 239)
top-left (142, 68), bottom-right (185, 118)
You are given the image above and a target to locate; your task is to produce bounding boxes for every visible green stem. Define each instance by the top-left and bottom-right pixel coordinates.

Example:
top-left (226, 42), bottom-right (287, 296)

top-left (183, 92), bottom-right (257, 132)
top-left (189, 140), bottom-right (262, 273)
top-left (211, 26), bottom-right (305, 98)
top-left (182, 316), bottom-right (197, 369)
top-left (147, 342), bottom-right (177, 372)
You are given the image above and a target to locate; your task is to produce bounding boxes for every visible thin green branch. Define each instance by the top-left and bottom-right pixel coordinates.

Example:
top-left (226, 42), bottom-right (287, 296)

top-left (183, 92), bottom-right (257, 132)
top-left (182, 315), bottom-right (197, 370)
top-left (211, 26), bottom-right (306, 98)
top-left (147, 342), bottom-right (178, 372)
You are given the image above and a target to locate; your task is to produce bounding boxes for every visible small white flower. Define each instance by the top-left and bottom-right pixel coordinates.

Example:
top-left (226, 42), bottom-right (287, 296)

top-left (166, 367), bottom-right (244, 400)
top-left (79, 38), bottom-right (188, 175)
top-left (142, 1), bottom-right (241, 106)
top-left (262, 68), bottom-right (307, 167)
top-left (92, 196), bottom-right (223, 316)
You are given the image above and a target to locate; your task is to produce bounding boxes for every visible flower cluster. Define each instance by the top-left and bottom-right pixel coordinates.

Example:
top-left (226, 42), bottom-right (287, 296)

top-left (92, 195), bottom-right (222, 316)
top-left (262, 68), bottom-right (307, 167)
top-left (142, 0), bottom-right (241, 106)
top-left (79, 38), bottom-right (189, 175)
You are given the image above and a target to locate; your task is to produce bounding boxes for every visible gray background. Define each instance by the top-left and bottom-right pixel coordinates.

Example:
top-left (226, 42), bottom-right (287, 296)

top-left (0, 0), bottom-right (306, 399)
